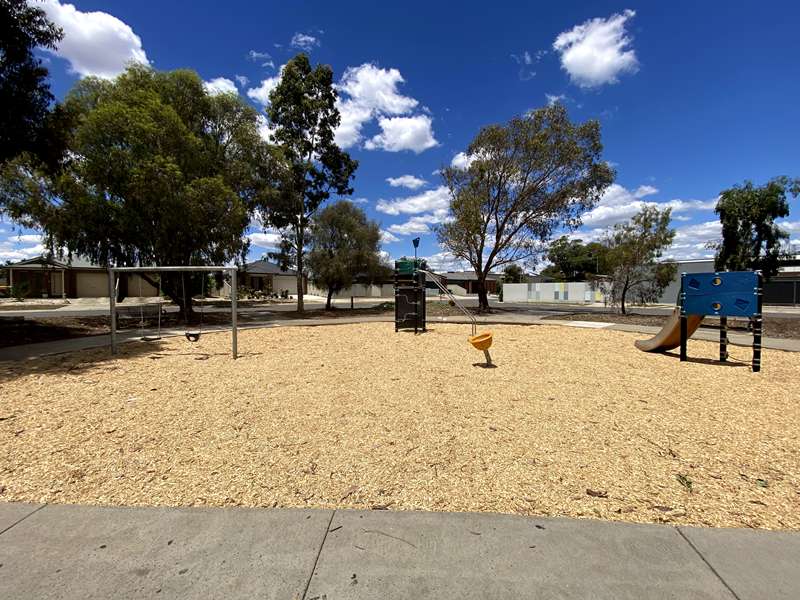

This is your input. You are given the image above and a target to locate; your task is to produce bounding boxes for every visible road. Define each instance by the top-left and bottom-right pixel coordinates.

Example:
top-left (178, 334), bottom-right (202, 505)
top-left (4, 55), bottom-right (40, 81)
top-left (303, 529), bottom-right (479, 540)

top-left (1, 297), bottom-right (798, 319)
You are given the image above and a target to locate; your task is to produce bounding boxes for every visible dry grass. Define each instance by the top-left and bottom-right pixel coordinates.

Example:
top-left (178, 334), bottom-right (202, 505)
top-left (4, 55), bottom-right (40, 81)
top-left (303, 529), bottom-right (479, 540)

top-left (1, 323), bottom-right (799, 530)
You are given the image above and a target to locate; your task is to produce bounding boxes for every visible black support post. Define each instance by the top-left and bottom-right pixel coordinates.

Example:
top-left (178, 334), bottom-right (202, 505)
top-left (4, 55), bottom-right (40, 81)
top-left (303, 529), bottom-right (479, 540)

top-left (679, 276), bottom-right (688, 362)
top-left (719, 316), bottom-right (728, 362)
top-left (753, 272), bottom-right (763, 373)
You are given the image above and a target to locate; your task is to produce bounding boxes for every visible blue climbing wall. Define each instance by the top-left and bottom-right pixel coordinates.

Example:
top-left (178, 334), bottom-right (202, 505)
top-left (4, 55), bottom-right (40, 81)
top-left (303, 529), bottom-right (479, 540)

top-left (681, 271), bottom-right (759, 317)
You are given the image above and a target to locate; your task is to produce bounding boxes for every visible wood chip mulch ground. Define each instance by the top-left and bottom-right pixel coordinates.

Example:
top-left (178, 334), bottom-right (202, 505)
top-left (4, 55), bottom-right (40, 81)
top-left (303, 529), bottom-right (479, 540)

top-left (1, 323), bottom-right (798, 530)
top-left (544, 311), bottom-right (800, 339)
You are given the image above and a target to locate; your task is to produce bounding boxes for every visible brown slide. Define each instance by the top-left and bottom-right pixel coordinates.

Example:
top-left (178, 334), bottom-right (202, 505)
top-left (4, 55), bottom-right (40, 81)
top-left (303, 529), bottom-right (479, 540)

top-left (634, 308), bottom-right (704, 352)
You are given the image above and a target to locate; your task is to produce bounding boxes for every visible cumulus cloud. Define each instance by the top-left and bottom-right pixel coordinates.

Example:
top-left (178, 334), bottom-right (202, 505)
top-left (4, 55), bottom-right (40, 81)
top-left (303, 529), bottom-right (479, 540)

top-left (247, 50), bottom-right (275, 69)
top-left (545, 93), bottom-right (567, 106)
top-left (246, 67), bottom-right (285, 106)
top-left (40, 0), bottom-right (149, 79)
top-left (0, 236), bottom-right (45, 262)
top-left (634, 184), bottom-right (658, 198)
top-left (255, 115), bottom-right (276, 143)
top-left (450, 151), bottom-right (476, 170)
top-left (553, 9), bottom-right (638, 88)
top-left (422, 250), bottom-right (470, 272)
top-left (333, 63), bottom-right (436, 152)
top-left (376, 186), bottom-right (450, 216)
top-left (380, 230), bottom-right (401, 244)
top-left (203, 77), bottom-right (238, 96)
top-left (235, 75), bottom-right (250, 87)
top-left (580, 183), bottom-right (716, 228)
top-left (662, 221), bottom-right (721, 260)
top-left (290, 33), bottom-right (320, 52)
top-left (387, 214), bottom-right (446, 235)
top-left (386, 175), bottom-right (427, 190)
top-left (248, 231), bottom-right (282, 248)
top-left (365, 115), bottom-right (438, 153)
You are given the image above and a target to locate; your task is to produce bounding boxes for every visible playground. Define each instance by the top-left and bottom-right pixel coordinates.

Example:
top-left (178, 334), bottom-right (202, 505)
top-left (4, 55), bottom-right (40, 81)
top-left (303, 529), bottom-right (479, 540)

top-left (1, 322), bottom-right (798, 530)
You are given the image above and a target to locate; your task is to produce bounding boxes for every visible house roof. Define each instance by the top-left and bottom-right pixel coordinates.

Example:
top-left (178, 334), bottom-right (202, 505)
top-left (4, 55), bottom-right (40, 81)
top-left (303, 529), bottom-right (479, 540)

top-left (243, 260), bottom-right (298, 276)
top-left (6, 255), bottom-right (103, 270)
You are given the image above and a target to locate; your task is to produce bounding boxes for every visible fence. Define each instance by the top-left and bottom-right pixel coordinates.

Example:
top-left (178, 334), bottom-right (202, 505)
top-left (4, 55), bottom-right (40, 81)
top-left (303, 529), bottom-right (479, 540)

top-left (502, 282), bottom-right (604, 304)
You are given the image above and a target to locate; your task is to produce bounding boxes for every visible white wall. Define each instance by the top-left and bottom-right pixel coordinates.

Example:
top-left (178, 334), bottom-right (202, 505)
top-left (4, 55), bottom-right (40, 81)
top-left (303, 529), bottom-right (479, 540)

top-left (503, 282), bottom-right (604, 303)
top-left (307, 282), bottom-right (395, 298)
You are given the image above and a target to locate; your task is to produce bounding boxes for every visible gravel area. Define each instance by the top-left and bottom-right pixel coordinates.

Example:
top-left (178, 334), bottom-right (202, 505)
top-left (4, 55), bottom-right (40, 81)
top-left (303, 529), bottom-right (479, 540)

top-left (1, 322), bottom-right (798, 529)
top-left (545, 312), bottom-right (800, 339)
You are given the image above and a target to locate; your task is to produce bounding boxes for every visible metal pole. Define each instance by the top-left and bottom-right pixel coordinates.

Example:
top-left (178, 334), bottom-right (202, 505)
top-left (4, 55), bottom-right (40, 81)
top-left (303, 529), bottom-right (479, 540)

top-left (108, 269), bottom-right (117, 355)
top-left (231, 268), bottom-right (238, 359)
top-left (719, 316), bottom-right (728, 362)
top-left (753, 272), bottom-right (762, 373)
top-left (679, 274), bottom-right (687, 362)
top-left (61, 269), bottom-right (66, 299)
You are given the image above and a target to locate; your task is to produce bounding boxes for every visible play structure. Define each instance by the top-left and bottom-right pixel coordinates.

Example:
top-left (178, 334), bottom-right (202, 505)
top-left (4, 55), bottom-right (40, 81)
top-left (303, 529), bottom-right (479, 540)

top-left (635, 271), bottom-right (763, 372)
top-left (108, 266), bottom-right (239, 359)
top-left (394, 257), bottom-right (427, 333)
top-left (393, 249), bottom-right (494, 365)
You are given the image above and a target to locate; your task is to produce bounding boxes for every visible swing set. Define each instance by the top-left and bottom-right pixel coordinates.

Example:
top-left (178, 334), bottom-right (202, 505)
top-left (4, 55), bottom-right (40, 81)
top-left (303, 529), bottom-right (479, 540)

top-left (108, 266), bottom-right (239, 359)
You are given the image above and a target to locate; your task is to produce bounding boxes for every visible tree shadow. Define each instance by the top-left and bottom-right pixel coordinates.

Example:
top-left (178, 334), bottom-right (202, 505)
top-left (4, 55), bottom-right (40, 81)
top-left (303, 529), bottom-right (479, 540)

top-left (661, 351), bottom-right (750, 368)
top-left (0, 339), bottom-right (168, 385)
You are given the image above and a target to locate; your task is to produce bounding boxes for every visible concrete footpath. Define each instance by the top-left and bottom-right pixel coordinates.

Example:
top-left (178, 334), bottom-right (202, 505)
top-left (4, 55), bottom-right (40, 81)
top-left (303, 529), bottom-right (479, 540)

top-left (1, 503), bottom-right (798, 599)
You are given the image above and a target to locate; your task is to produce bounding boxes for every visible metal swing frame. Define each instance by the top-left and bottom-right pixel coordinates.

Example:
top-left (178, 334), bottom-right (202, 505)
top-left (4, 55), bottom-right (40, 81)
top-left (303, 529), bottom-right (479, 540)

top-left (108, 266), bottom-right (239, 359)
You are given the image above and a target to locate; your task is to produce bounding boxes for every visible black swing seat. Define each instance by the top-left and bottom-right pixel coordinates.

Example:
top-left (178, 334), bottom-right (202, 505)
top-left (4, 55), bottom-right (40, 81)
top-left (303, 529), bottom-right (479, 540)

top-left (185, 331), bottom-right (201, 342)
top-left (141, 335), bottom-right (161, 342)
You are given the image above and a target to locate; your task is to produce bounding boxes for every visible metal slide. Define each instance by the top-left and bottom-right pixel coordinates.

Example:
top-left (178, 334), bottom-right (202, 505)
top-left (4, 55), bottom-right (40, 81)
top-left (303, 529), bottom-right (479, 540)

top-left (634, 308), bottom-right (704, 352)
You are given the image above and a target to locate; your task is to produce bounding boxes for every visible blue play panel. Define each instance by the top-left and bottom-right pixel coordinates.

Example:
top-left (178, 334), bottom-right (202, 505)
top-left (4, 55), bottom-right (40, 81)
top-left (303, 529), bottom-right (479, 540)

top-left (681, 271), bottom-right (759, 317)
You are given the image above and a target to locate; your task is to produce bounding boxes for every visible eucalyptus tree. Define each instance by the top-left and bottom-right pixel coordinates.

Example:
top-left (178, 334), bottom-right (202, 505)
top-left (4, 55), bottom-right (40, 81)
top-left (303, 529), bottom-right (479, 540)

top-left (257, 53), bottom-right (357, 312)
top-left (436, 104), bottom-right (614, 310)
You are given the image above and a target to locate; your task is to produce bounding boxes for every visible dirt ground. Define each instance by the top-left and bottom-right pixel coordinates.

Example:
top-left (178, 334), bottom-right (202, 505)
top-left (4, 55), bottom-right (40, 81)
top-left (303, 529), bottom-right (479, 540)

top-left (545, 312), bottom-right (800, 339)
top-left (1, 322), bottom-right (798, 530)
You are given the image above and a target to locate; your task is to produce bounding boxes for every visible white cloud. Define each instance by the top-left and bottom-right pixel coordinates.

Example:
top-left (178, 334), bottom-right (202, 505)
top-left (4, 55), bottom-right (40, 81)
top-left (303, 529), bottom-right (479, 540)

top-left (580, 183), bottom-right (717, 228)
top-left (338, 64), bottom-right (418, 115)
top-left (247, 50), bottom-right (274, 69)
top-left (450, 151), bottom-right (476, 170)
top-left (545, 93), bottom-right (567, 106)
top-left (333, 63), bottom-right (436, 152)
top-left (235, 75), bottom-right (249, 87)
top-left (334, 99), bottom-right (373, 148)
top-left (380, 230), bottom-right (401, 244)
top-left (0, 238), bottom-right (45, 262)
top-left (290, 33), bottom-right (320, 52)
top-left (246, 66), bottom-right (285, 106)
top-left (203, 77), bottom-right (238, 96)
top-left (12, 234), bottom-right (44, 244)
top-left (553, 9), bottom-right (638, 88)
top-left (365, 115), bottom-right (438, 153)
top-left (662, 221), bottom-right (721, 260)
top-left (347, 197), bottom-right (369, 204)
top-left (376, 186), bottom-right (450, 216)
top-left (40, 0), bottom-right (149, 79)
top-left (255, 115), bottom-right (276, 143)
top-left (248, 231), bottom-right (282, 248)
top-left (423, 250), bottom-right (470, 272)
top-left (388, 215), bottom-right (440, 235)
top-left (634, 184), bottom-right (658, 198)
top-left (386, 175), bottom-right (427, 190)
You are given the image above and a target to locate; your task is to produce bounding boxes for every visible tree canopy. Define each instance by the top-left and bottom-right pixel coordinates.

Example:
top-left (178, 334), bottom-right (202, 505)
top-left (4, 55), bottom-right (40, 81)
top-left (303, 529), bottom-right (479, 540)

top-left (541, 236), bottom-right (609, 281)
top-left (596, 206), bottom-right (676, 314)
top-left (0, 0), bottom-right (64, 171)
top-left (258, 53), bottom-right (357, 312)
top-left (1, 64), bottom-right (276, 315)
top-left (714, 177), bottom-right (798, 279)
top-left (307, 201), bottom-right (384, 310)
top-left (502, 263), bottom-right (525, 283)
top-left (435, 103), bottom-right (614, 310)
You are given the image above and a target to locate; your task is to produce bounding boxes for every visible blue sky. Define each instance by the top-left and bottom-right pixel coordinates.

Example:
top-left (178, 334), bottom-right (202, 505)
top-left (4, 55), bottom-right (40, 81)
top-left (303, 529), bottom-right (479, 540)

top-left (2, 0), bottom-right (799, 270)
